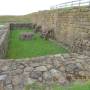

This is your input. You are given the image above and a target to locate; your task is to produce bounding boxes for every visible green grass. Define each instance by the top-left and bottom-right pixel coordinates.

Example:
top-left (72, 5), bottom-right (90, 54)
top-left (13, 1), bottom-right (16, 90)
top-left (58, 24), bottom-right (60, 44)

top-left (25, 81), bottom-right (90, 90)
top-left (0, 15), bottom-right (31, 24)
top-left (6, 29), bottom-right (68, 59)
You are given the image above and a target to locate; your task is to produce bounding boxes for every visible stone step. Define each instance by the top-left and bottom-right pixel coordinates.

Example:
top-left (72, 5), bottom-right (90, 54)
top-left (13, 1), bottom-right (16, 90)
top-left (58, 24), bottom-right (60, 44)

top-left (0, 75), bottom-right (7, 90)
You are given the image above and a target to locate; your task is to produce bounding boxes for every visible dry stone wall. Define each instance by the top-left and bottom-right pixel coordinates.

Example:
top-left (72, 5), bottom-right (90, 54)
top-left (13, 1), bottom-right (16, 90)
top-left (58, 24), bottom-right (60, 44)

top-left (0, 7), bottom-right (90, 90)
top-left (10, 23), bottom-right (33, 30)
top-left (30, 7), bottom-right (90, 55)
top-left (0, 24), bottom-right (10, 58)
top-left (0, 53), bottom-right (90, 90)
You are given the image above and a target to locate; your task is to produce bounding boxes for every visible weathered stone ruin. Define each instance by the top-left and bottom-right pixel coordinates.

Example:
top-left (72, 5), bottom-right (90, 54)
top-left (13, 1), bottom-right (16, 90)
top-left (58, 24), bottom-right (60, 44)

top-left (10, 23), bottom-right (33, 30)
top-left (34, 25), bottom-right (42, 33)
top-left (0, 7), bottom-right (90, 90)
top-left (40, 29), bottom-right (55, 40)
top-left (0, 54), bottom-right (90, 90)
top-left (20, 32), bottom-right (34, 40)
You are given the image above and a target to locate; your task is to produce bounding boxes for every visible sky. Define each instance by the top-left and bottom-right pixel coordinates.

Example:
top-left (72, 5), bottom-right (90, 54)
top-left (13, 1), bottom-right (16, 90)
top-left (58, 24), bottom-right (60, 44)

top-left (0, 0), bottom-right (88, 15)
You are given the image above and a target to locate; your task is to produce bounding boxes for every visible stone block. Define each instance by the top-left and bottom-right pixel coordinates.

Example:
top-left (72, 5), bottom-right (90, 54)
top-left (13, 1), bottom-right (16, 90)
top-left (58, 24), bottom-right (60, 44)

top-left (20, 32), bottom-right (34, 40)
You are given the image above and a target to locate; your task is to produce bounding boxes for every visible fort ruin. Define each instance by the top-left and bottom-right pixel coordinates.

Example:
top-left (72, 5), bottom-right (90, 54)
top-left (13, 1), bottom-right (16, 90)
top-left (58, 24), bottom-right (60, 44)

top-left (0, 6), bottom-right (90, 90)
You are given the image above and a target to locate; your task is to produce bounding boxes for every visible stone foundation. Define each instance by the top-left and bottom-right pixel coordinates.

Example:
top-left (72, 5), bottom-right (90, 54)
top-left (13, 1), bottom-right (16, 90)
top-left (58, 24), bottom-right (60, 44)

top-left (0, 7), bottom-right (90, 90)
top-left (0, 53), bottom-right (90, 90)
top-left (0, 24), bottom-right (10, 58)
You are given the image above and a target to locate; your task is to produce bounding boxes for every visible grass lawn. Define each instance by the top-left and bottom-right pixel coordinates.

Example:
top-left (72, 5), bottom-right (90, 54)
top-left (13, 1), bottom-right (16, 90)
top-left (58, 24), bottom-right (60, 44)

top-left (6, 29), bottom-right (68, 59)
top-left (25, 81), bottom-right (90, 90)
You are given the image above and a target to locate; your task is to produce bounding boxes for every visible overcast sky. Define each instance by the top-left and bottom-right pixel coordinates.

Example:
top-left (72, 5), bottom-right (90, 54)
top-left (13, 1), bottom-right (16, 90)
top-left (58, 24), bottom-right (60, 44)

top-left (0, 0), bottom-right (87, 15)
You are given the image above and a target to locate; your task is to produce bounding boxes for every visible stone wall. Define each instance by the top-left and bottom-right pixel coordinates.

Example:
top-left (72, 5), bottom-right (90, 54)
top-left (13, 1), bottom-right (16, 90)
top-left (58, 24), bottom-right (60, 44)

top-left (30, 7), bottom-right (90, 55)
top-left (0, 24), bottom-right (10, 58)
top-left (0, 53), bottom-right (90, 90)
top-left (10, 23), bottom-right (33, 30)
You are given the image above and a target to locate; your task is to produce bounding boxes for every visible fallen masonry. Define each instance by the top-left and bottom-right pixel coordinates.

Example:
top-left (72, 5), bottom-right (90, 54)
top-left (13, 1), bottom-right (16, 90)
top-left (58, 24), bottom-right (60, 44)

top-left (19, 32), bottom-right (34, 40)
